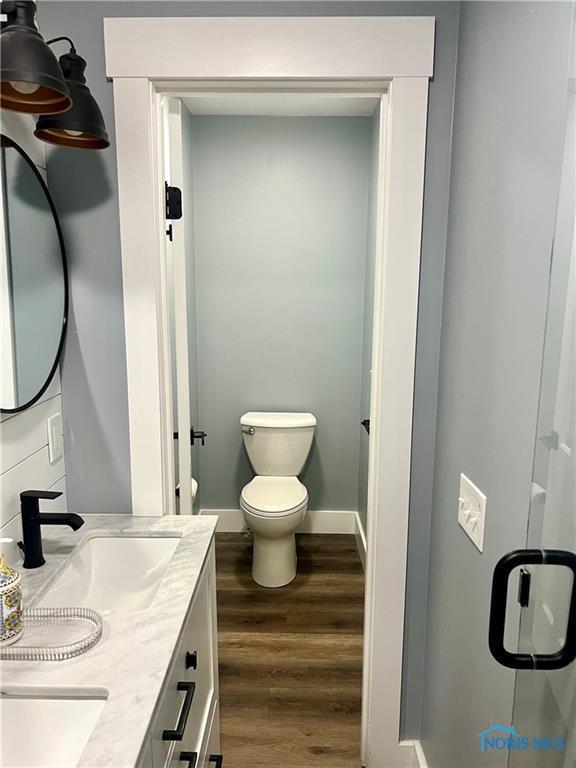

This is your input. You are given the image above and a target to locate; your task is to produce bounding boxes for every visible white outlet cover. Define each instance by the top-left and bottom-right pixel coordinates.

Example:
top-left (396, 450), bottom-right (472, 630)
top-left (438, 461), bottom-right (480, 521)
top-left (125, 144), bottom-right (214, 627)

top-left (47, 412), bottom-right (64, 464)
top-left (458, 473), bottom-right (486, 552)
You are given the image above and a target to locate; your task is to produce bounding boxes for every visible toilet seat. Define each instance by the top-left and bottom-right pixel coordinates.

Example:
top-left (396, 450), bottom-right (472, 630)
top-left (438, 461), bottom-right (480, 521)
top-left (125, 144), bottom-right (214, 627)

top-left (240, 476), bottom-right (308, 517)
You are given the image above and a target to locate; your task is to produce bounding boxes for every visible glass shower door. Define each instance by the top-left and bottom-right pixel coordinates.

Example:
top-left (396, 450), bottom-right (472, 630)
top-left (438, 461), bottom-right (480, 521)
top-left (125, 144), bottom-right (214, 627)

top-left (507, 86), bottom-right (576, 768)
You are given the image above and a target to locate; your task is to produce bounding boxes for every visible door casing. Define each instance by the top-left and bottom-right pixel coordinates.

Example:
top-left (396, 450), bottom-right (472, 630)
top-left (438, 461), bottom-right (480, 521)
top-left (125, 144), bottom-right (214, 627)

top-left (105, 16), bottom-right (433, 766)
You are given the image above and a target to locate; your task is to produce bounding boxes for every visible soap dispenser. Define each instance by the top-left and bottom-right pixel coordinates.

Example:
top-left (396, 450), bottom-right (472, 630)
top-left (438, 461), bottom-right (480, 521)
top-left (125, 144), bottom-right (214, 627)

top-left (0, 540), bottom-right (23, 645)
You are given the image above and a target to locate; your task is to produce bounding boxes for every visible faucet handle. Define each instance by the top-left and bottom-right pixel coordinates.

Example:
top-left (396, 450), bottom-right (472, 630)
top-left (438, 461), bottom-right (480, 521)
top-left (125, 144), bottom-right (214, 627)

top-left (20, 490), bottom-right (63, 501)
top-left (20, 491), bottom-right (63, 518)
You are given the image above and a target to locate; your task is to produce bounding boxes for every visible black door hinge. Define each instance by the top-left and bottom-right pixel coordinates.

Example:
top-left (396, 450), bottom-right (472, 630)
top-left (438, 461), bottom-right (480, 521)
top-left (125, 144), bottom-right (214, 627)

top-left (165, 182), bottom-right (182, 220)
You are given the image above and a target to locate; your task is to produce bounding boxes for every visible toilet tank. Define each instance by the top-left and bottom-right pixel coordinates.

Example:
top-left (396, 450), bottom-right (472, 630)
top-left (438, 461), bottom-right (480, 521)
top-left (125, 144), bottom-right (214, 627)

top-left (240, 412), bottom-right (316, 476)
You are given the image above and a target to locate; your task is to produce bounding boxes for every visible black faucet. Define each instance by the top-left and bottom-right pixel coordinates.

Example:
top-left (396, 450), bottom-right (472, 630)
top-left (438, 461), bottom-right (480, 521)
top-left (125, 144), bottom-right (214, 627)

top-left (19, 490), bottom-right (84, 569)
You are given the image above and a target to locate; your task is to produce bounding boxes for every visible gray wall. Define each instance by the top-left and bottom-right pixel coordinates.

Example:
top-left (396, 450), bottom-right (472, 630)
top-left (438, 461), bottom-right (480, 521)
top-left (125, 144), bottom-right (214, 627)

top-left (39, 0), bottom-right (459, 733)
top-left (420, 4), bottom-right (573, 766)
top-left (188, 115), bottom-right (371, 511)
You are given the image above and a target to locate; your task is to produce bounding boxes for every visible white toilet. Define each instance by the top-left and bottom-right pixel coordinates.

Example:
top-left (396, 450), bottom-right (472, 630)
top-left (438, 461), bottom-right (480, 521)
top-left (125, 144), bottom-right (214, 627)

top-left (240, 411), bottom-right (316, 588)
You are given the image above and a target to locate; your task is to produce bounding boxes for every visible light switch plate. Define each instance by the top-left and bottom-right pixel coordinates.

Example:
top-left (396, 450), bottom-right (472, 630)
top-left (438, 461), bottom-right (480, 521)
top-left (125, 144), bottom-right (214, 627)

top-left (458, 473), bottom-right (486, 552)
top-left (47, 412), bottom-right (64, 464)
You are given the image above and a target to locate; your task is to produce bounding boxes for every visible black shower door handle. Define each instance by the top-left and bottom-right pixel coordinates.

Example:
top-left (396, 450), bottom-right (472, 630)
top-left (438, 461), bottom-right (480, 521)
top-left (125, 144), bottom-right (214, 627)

top-left (488, 549), bottom-right (576, 670)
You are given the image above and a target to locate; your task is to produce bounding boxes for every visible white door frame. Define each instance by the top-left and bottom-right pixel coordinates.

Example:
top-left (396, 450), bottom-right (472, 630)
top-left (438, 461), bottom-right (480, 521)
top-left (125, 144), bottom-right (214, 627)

top-left (163, 98), bottom-right (193, 515)
top-left (105, 16), bottom-right (433, 767)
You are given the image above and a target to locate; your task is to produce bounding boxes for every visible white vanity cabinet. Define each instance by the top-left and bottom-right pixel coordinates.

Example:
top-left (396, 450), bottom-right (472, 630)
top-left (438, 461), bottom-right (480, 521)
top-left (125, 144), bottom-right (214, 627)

top-left (140, 543), bottom-right (222, 768)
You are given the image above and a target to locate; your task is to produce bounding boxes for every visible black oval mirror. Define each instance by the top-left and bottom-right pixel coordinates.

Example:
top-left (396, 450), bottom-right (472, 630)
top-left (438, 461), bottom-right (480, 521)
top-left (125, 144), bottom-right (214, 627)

top-left (1, 133), bottom-right (68, 413)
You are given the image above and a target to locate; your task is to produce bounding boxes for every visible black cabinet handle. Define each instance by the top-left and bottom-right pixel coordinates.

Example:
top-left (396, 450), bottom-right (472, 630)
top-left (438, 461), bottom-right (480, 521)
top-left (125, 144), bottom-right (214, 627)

top-left (489, 549), bottom-right (576, 670)
top-left (162, 682), bottom-right (196, 741)
top-left (179, 753), bottom-right (197, 768)
top-left (208, 757), bottom-right (223, 767)
top-left (186, 650), bottom-right (197, 670)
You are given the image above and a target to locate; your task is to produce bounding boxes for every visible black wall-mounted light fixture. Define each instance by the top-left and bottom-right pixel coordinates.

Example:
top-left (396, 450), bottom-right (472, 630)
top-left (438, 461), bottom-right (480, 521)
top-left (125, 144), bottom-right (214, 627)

top-left (0, 2), bottom-right (109, 150)
top-left (35, 37), bottom-right (110, 150)
top-left (0, 0), bottom-right (71, 114)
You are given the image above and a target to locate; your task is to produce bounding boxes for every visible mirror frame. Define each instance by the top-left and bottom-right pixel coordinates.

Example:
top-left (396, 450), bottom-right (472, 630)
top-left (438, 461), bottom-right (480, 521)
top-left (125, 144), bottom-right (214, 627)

top-left (0, 133), bottom-right (69, 414)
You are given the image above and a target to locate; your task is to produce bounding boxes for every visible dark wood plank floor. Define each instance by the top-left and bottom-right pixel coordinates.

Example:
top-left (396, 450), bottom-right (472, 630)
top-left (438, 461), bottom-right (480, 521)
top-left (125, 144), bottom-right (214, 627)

top-left (215, 533), bottom-right (365, 768)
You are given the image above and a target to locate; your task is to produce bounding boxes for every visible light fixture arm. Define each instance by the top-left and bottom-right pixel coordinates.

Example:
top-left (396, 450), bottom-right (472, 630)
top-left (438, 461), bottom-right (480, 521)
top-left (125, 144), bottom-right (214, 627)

top-left (46, 36), bottom-right (76, 54)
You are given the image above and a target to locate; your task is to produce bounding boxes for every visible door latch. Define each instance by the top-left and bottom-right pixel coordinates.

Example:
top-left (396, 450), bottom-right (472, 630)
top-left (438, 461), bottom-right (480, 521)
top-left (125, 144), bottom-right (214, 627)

top-left (191, 427), bottom-right (207, 447)
top-left (173, 428), bottom-right (207, 447)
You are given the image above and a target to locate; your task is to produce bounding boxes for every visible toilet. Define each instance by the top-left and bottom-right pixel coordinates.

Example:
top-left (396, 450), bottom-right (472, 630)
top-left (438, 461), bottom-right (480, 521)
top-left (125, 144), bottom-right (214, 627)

top-left (240, 412), bottom-right (316, 588)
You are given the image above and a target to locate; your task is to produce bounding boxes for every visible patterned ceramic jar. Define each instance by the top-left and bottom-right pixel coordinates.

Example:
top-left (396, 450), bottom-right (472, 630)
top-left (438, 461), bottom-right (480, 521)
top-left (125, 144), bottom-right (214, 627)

top-left (0, 554), bottom-right (23, 645)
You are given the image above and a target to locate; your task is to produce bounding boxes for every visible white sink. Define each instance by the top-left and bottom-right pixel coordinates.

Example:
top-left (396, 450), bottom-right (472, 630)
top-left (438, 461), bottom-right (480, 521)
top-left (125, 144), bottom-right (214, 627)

top-left (38, 536), bottom-right (180, 612)
top-left (1, 688), bottom-right (106, 767)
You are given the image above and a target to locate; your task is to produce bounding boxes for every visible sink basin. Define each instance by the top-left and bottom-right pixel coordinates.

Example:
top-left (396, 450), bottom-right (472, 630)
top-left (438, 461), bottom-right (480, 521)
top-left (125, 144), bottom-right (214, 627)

top-left (38, 536), bottom-right (180, 612)
top-left (1, 688), bottom-right (106, 767)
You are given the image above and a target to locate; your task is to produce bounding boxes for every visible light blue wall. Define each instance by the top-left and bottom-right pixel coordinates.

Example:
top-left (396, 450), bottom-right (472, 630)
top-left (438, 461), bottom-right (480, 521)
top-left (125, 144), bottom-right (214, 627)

top-left (39, 0), bottom-right (459, 736)
top-left (421, 4), bottom-right (573, 766)
top-left (188, 115), bottom-right (372, 511)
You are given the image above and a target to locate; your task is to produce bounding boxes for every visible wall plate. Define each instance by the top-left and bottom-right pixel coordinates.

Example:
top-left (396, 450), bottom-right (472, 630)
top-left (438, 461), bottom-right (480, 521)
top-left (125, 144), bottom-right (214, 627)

top-left (458, 473), bottom-right (486, 552)
top-left (47, 412), bottom-right (64, 464)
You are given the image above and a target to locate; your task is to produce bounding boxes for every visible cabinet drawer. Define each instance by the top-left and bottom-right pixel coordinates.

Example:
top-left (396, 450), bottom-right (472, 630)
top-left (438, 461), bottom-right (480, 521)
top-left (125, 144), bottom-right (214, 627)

top-left (199, 701), bottom-right (222, 768)
top-left (151, 641), bottom-right (191, 768)
top-left (184, 556), bottom-right (216, 754)
top-left (165, 697), bottom-right (219, 768)
top-left (151, 548), bottom-right (217, 768)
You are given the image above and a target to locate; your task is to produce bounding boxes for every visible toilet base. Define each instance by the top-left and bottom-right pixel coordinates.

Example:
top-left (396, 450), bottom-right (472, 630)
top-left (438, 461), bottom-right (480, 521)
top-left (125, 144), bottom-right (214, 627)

top-left (252, 532), bottom-right (297, 588)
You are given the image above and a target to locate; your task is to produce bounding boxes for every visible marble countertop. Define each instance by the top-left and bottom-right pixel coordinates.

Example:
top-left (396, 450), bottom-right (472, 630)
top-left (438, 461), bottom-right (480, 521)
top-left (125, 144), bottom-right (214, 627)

top-left (0, 514), bottom-right (218, 768)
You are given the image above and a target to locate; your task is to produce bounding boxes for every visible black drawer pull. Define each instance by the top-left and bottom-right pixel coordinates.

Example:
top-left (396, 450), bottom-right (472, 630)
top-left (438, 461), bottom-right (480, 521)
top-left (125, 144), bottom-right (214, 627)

top-left (180, 752), bottom-right (198, 768)
top-left (208, 757), bottom-right (223, 767)
top-left (186, 650), bottom-right (197, 670)
top-left (162, 682), bottom-right (196, 741)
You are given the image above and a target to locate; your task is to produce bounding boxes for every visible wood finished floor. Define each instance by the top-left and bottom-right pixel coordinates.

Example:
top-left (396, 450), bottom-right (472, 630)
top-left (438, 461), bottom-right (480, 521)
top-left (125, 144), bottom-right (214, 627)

top-left (215, 533), bottom-right (365, 768)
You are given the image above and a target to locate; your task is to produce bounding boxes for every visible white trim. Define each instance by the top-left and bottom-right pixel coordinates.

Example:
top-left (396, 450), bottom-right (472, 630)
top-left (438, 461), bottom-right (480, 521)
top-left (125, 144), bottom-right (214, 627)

top-left (104, 17), bottom-right (434, 80)
top-left (361, 80), bottom-right (429, 768)
top-left (164, 98), bottom-right (193, 515)
top-left (414, 741), bottom-right (429, 768)
top-left (355, 512), bottom-right (367, 572)
top-left (106, 17), bottom-right (431, 765)
top-left (400, 740), bottom-right (429, 768)
top-left (112, 79), bottom-right (175, 517)
top-left (199, 508), bottom-right (358, 535)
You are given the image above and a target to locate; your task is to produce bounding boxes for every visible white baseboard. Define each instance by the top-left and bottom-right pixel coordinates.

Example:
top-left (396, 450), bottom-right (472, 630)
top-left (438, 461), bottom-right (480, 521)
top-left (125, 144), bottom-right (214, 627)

top-left (199, 509), bottom-right (246, 533)
top-left (354, 511), bottom-right (367, 571)
top-left (399, 740), bottom-right (428, 768)
top-left (199, 508), bottom-right (358, 535)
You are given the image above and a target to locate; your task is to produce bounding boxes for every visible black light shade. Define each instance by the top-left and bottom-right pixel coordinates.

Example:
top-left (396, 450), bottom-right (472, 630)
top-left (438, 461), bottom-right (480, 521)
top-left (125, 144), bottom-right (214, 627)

top-left (35, 51), bottom-right (110, 150)
top-left (0, 1), bottom-right (71, 114)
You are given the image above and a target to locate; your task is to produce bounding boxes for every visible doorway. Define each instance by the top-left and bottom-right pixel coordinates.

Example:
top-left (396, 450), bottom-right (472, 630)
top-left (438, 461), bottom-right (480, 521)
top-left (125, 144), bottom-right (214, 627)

top-left (162, 92), bottom-right (379, 767)
top-left (105, 15), bottom-right (432, 765)
top-left (163, 93), bottom-right (381, 532)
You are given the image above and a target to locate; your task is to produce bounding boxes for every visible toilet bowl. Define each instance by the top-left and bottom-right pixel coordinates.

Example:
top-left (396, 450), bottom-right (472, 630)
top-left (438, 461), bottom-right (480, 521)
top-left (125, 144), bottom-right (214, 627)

top-left (240, 477), bottom-right (308, 588)
top-left (239, 412), bottom-right (316, 588)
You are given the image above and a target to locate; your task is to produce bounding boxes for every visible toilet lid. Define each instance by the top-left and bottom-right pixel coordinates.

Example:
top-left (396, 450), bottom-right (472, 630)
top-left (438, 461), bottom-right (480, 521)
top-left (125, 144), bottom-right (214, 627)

top-left (241, 476), bottom-right (307, 514)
